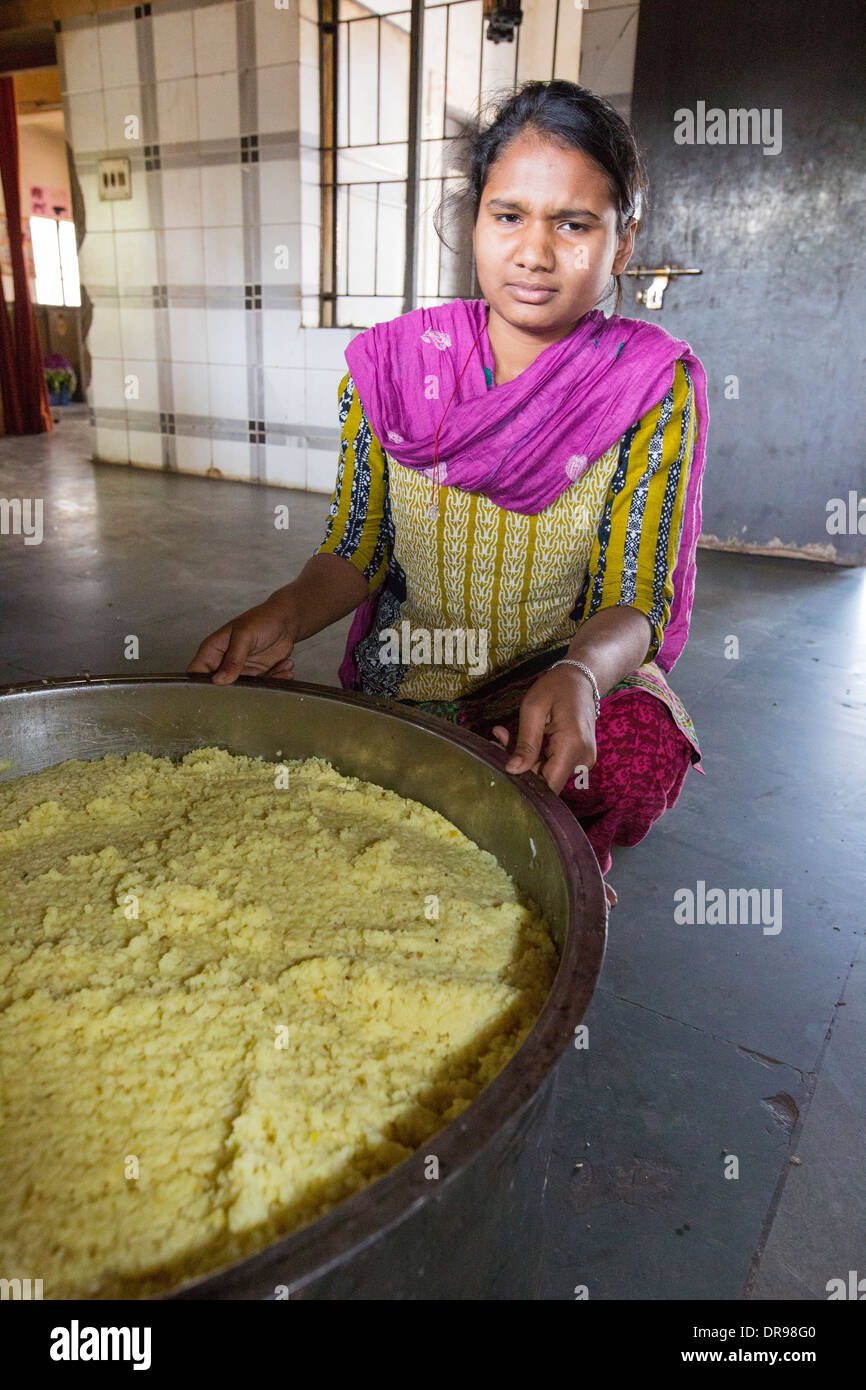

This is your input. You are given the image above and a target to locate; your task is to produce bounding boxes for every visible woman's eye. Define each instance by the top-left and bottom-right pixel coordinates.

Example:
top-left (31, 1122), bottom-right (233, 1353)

top-left (494, 214), bottom-right (589, 233)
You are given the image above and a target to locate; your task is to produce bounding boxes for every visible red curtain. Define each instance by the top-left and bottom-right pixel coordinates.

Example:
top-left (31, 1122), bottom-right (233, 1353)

top-left (0, 74), bottom-right (52, 435)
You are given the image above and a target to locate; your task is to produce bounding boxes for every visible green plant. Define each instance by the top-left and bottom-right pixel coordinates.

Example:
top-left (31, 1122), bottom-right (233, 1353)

top-left (44, 367), bottom-right (74, 395)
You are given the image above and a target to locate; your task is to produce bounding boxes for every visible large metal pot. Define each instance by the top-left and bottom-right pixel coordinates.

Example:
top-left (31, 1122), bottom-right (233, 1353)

top-left (0, 674), bottom-right (606, 1299)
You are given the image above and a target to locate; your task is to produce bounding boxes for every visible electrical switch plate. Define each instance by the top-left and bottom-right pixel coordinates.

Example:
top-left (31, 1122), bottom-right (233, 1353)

top-left (97, 158), bottom-right (132, 201)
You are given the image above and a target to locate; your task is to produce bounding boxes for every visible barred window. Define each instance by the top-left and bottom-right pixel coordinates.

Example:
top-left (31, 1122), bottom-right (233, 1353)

top-left (318, 0), bottom-right (585, 328)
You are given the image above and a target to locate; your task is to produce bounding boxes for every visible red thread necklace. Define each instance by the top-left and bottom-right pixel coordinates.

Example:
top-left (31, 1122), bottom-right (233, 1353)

top-left (427, 315), bottom-right (490, 521)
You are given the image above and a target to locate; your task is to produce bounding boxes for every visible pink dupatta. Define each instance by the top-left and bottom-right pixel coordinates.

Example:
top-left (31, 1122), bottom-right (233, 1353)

top-left (338, 297), bottom-right (709, 686)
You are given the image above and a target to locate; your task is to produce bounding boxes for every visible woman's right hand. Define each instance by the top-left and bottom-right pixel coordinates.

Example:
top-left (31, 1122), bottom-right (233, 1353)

top-left (187, 596), bottom-right (298, 684)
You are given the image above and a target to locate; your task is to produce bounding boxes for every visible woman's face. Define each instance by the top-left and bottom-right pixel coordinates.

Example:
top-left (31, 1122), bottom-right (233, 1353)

top-left (472, 130), bottom-right (636, 336)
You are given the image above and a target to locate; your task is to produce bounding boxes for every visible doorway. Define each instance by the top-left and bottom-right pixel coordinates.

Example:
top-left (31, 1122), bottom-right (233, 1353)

top-left (9, 66), bottom-right (85, 415)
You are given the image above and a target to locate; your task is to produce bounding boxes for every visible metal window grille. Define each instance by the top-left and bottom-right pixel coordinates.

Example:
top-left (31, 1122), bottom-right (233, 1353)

top-left (319, 1), bottom-right (581, 328)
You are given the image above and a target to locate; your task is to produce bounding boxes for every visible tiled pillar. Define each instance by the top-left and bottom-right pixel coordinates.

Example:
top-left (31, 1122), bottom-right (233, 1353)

top-left (58, 0), bottom-right (332, 489)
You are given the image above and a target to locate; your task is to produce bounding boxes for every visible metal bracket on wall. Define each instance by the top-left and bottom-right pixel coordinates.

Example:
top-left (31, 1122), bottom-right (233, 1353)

top-left (624, 265), bottom-right (702, 309)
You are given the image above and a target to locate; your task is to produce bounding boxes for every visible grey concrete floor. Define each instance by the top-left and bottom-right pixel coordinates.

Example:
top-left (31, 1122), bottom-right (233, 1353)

top-left (1, 408), bottom-right (864, 1300)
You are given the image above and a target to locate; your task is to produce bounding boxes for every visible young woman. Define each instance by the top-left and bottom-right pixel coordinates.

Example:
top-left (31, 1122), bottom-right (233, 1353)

top-left (189, 81), bottom-right (709, 908)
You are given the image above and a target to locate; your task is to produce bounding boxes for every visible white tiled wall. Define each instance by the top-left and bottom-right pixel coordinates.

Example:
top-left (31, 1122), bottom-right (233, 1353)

top-left (152, 11), bottom-right (196, 81)
top-left (61, 0), bottom-right (353, 495)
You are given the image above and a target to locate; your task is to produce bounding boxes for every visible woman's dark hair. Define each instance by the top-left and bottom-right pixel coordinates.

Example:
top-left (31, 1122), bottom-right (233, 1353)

top-left (434, 80), bottom-right (648, 314)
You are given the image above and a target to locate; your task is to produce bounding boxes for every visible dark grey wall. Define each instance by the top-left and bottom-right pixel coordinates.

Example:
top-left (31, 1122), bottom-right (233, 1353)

top-left (629, 0), bottom-right (865, 564)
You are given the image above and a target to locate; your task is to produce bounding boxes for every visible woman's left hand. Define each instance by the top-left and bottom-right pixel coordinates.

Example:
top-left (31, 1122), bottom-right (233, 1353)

top-left (491, 666), bottom-right (598, 795)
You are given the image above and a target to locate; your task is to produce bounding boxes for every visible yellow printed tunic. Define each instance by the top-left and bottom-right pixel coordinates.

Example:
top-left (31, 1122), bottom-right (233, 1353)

top-left (316, 360), bottom-right (700, 752)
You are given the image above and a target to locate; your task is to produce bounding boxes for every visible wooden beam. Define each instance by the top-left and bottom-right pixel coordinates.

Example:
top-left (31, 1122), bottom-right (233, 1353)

top-left (0, 26), bottom-right (57, 74)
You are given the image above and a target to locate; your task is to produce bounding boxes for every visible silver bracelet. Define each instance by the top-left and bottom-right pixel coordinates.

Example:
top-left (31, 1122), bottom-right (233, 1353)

top-left (549, 658), bottom-right (601, 719)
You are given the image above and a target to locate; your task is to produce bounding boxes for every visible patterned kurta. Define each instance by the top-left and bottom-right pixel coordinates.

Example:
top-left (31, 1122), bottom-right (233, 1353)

top-left (315, 359), bottom-right (701, 760)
